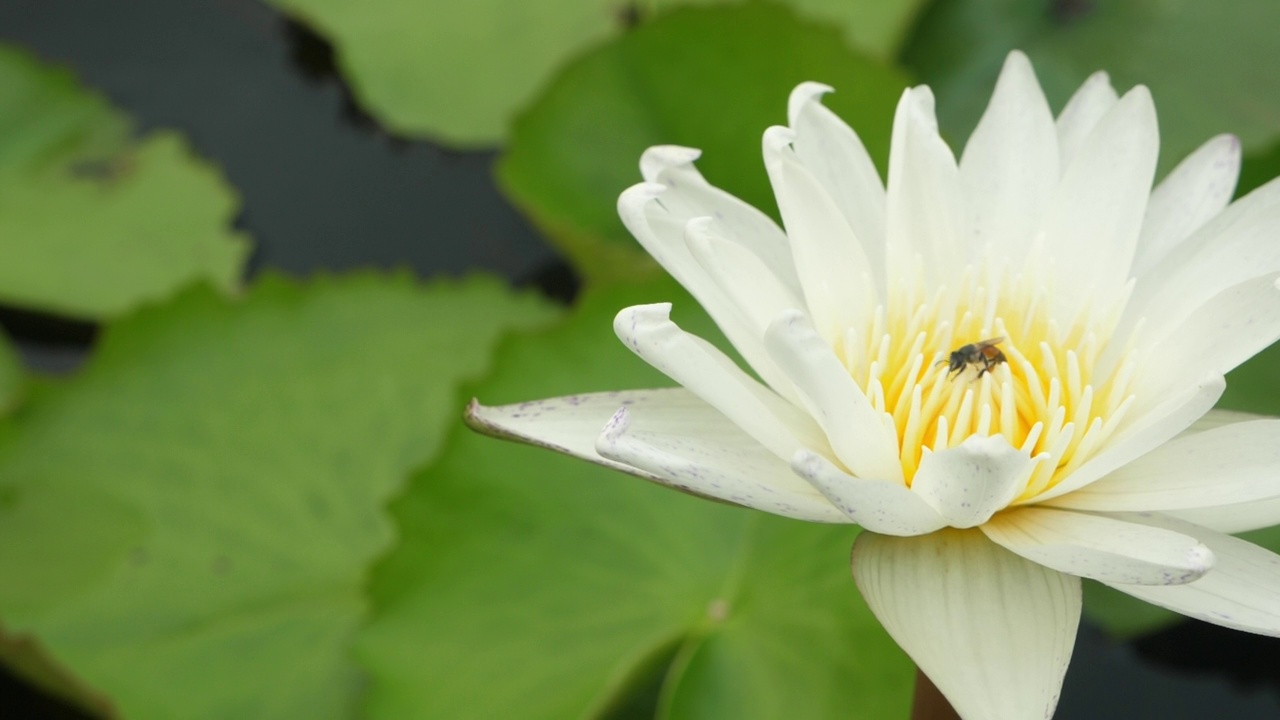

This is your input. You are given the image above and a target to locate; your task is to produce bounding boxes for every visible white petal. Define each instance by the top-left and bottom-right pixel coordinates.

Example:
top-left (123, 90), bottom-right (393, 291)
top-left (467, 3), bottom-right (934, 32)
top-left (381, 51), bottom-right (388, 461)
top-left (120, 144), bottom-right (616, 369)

top-left (1038, 86), bottom-right (1158, 322)
top-left (1028, 375), bottom-right (1225, 503)
top-left (762, 126), bottom-right (875, 344)
top-left (685, 217), bottom-right (806, 339)
top-left (637, 146), bottom-right (801, 294)
top-left (981, 507), bottom-right (1213, 585)
top-left (886, 87), bottom-right (965, 286)
top-left (1049, 420), bottom-right (1280, 512)
top-left (791, 450), bottom-right (946, 536)
top-left (1181, 407), bottom-right (1268, 435)
top-left (613, 303), bottom-right (827, 461)
top-left (1056, 71), bottom-right (1118, 169)
top-left (959, 51), bottom-right (1059, 267)
top-left (1132, 134), bottom-right (1241, 277)
top-left (787, 82), bottom-right (888, 289)
top-left (1122, 176), bottom-right (1280, 347)
top-left (1131, 273), bottom-right (1280, 409)
top-left (596, 406), bottom-right (846, 522)
top-left (465, 389), bottom-right (708, 482)
top-left (853, 529), bottom-right (1080, 720)
top-left (1170, 498), bottom-right (1280, 534)
top-left (1104, 513), bottom-right (1280, 636)
top-left (763, 310), bottom-right (902, 482)
top-left (910, 435), bottom-right (1033, 528)
top-left (617, 183), bottom-right (797, 399)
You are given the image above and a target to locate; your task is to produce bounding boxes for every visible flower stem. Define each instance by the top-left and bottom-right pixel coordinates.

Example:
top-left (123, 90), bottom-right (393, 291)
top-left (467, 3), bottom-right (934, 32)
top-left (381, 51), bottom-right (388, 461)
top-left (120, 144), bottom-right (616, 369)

top-left (911, 668), bottom-right (961, 720)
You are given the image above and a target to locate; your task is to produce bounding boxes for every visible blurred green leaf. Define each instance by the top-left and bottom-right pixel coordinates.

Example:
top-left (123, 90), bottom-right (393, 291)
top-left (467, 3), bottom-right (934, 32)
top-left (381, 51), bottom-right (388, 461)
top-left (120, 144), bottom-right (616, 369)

top-left (0, 273), bottom-right (557, 719)
top-left (357, 277), bottom-right (912, 720)
top-left (0, 328), bottom-right (24, 416)
top-left (497, 3), bottom-right (909, 283)
top-left (1238, 138), bottom-right (1280, 199)
top-left (0, 45), bottom-right (249, 320)
top-left (1221, 342), bottom-right (1280, 416)
top-left (901, 0), bottom-right (1280, 174)
top-left (265, 0), bottom-right (923, 147)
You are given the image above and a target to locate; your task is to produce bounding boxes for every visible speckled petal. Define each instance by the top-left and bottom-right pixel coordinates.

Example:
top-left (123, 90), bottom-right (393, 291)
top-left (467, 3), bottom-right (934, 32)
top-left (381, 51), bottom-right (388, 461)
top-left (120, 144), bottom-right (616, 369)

top-left (790, 450), bottom-right (946, 535)
top-left (910, 435), bottom-right (1033, 528)
top-left (981, 507), bottom-right (1212, 585)
top-left (466, 389), bottom-right (713, 483)
top-left (595, 406), bottom-right (846, 522)
top-left (1104, 514), bottom-right (1280, 636)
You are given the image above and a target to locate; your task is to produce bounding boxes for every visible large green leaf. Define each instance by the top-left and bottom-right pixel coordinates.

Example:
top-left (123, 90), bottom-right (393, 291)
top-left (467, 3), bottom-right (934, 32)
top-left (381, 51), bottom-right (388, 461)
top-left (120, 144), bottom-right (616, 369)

top-left (265, 0), bottom-right (923, 147)
top-left (0, 45), bottom-right (249, 320)
top-left (497, 3), bottom-right (909, 283)
top-left (357, 277), bottom-right (912, 720)
top-left (0, 273), bottom-right (557, 719)
top-left (900, 0), bottom-right (1280, 175)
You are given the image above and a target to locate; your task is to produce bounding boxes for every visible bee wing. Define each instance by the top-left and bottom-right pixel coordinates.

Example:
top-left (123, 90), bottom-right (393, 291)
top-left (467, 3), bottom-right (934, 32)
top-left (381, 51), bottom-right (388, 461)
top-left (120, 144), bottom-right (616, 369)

top-left (974, 336), bottom-right (1006, 348)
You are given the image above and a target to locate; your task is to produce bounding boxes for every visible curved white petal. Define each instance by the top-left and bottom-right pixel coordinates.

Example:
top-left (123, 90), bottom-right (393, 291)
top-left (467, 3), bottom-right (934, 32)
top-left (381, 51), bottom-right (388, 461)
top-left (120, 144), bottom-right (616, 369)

top-left (1131, 273), bottom-right (1280, 409)
top-left (1123, 176), bottom-right (1280, 346)
top-left (762, 126), bottom-right (876, 344)
top-left (685, 217), bottom-right (806, 339)
top-left (1170, 498), bottom-right (1280, 534)
top-left (959, 51), bottom-right (1059, 267)
top-left (763, 310), bottom-right (902, 482)
top-left (1104, 513), bottom-right (1280, 636)
top-left (1056, 70), bottom-right (1118, 169)
top-left (466, 389), bottom-right (708, 482)
top-left (1029, 375), bottom-right (1225, 503)
top-left (853, 529), bottom-right (1081, 720)
top-left (637, 145), bottom-right (801, 294)
top-left (1133, 134), bottom-right (1241, 277)
top-left (1038, 86), bottom-right (1158, 323)
top-left (791, 450), bottom-right (946, 536)
top-left (618, 183), bottom-right (797, 399)
top-left (595, 407), bottom-right (846, 522)
top-left (1050, 420), bottom-right (1280, 512)
top-left (910, 435), bottom-right (1033, 528)
top-left (787, 82), bottom-right (888, 289)
top-left (1181, 408), bottom-right (1269, 435)
top-left (981, 507), bottom-right (1212, 585)
top-left (886, 87), bottom-right (965, 288)
top-left (613, 303), bottom-right (827, 461)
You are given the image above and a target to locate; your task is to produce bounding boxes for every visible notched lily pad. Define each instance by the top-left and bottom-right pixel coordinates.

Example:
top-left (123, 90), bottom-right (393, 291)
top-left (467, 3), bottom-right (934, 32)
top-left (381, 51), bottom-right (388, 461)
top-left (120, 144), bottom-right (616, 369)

top-left (0, 272), bottom-right (557, 719)
top-left (0, 44), bottom-right (249, 320)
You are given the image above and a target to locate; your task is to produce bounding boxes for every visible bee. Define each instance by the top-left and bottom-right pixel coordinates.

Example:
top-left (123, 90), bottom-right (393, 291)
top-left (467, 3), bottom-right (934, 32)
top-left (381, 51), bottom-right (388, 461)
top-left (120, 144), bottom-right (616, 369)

top-left (938, 337), bottom-right (1007, 380)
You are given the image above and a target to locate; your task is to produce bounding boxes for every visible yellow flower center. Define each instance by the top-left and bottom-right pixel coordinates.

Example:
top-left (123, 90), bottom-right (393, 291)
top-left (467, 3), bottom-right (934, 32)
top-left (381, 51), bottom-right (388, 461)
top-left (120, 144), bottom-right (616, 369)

top-left (840, 266), bottom-right (1138, 499)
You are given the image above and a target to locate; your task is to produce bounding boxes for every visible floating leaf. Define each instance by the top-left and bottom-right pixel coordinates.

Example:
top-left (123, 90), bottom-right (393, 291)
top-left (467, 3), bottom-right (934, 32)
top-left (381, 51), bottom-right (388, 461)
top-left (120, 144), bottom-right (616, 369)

top-left (265, 0), bottom-right (923, 146)
top-left (0, 273), bottom-right (557, 718)
top-left (358, 277), bottom-right (913, 719)
top-left (497, 3), bottom-right (909, 283)
top-left (901, 0), bottom-right (1280, 174)
top-left (0, 45), bottom-right (249, 320)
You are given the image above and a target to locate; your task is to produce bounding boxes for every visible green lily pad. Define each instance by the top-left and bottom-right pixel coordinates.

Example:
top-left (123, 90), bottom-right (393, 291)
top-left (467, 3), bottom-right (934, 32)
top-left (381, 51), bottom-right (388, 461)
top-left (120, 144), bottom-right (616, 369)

top-left (357, 276), bottom-right (913, 719)
top-left (900, 0), bottom-right (1280, 175)
top-left (0, 273), bottom-right (557, 719)
top-left (0, 45), bottom-right (249, 320)
top-left (497, 3), bottom-right (909, 283)
top-left (265, 0), bottom-right (923, 147)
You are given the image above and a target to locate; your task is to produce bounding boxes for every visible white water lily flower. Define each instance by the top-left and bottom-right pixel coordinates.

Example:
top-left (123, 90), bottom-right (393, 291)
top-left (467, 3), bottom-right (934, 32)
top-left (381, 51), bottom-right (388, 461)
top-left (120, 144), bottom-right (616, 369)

top-left (468, 51), bottom-right (1280, 719)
